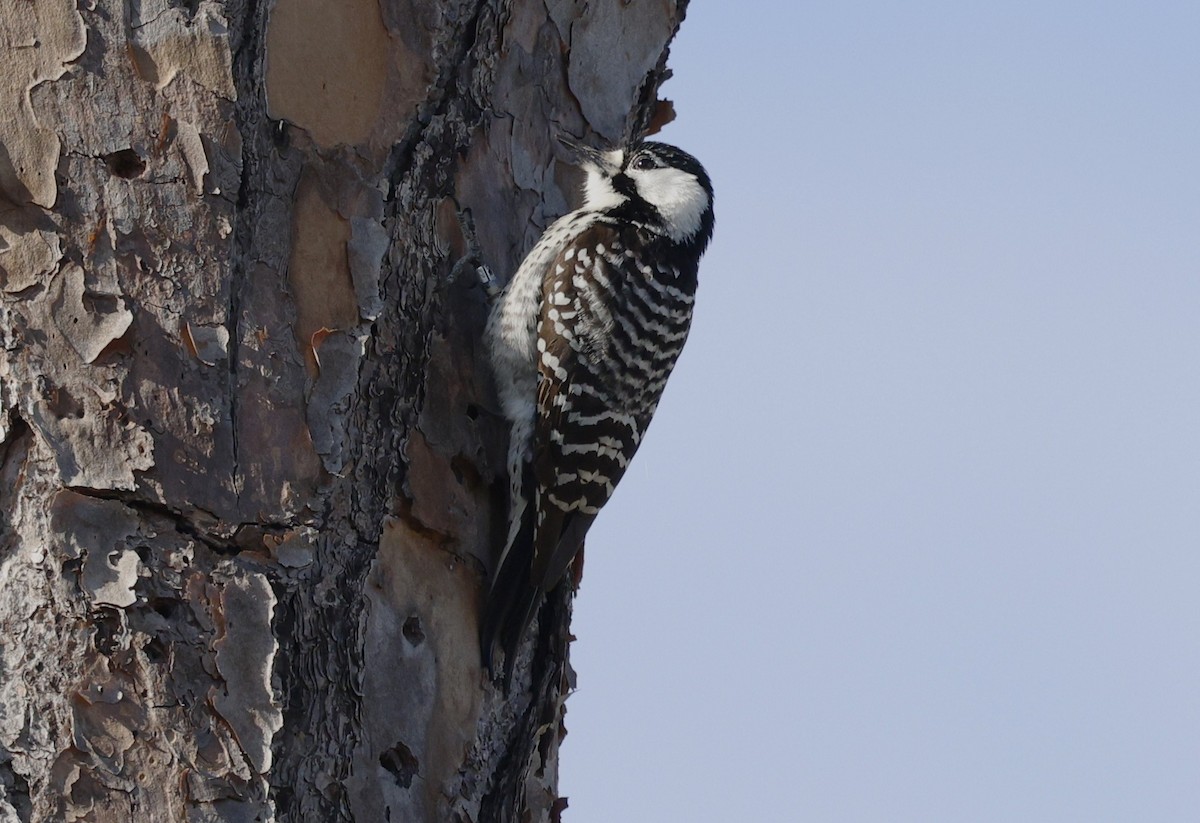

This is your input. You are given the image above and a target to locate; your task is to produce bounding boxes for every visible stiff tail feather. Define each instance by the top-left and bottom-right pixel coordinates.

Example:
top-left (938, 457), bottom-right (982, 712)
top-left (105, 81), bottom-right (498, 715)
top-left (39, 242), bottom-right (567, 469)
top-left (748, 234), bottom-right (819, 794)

top-left (481, 462), bottom-right (541, 683)
top-left (480, 467), bottom-right (596, 684)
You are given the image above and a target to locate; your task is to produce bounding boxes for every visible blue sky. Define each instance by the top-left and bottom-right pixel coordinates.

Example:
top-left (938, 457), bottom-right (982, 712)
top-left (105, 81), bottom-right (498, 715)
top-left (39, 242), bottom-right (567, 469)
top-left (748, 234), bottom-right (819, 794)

top-left (561, 3), bottom-right (1200, 821)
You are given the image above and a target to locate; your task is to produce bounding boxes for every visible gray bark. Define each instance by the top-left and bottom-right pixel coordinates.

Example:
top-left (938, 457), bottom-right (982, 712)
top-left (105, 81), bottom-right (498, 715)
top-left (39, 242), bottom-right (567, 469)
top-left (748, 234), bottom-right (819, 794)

top-left (0, 0), bottom-right (687, 820)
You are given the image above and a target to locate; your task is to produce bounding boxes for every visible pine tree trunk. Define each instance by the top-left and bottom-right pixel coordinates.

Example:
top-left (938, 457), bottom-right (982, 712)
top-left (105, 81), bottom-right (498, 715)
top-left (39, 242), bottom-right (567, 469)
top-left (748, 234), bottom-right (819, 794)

top-left (0, 1), bottom-right (687, 820)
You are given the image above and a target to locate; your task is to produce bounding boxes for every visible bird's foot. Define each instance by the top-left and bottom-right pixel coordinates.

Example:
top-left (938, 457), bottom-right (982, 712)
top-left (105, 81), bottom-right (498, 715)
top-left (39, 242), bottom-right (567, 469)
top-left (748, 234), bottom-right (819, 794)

top-left (450, 206), bottom-right (501, 299)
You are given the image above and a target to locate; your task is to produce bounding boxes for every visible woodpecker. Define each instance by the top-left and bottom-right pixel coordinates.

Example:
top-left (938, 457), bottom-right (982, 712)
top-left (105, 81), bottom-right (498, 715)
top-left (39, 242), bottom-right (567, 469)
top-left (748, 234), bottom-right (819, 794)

top-left (481, 137), bottom-right (714, 677)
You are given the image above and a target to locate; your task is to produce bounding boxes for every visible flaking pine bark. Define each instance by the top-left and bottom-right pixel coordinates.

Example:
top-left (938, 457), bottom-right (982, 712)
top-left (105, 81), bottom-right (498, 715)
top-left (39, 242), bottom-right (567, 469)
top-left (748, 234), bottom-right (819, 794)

top-left (0, 1), bottom-right (689, 821)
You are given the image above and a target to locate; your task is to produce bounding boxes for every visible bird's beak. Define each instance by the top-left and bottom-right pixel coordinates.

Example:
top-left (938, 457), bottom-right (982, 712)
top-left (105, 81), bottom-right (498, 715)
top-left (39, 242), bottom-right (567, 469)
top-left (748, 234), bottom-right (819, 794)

top-left (557, 134), bottom-right (619, 175)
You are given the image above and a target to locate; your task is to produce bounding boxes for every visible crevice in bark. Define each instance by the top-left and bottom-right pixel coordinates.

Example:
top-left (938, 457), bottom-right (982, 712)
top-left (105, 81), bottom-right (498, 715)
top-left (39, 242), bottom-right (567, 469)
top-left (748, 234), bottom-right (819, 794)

top-left (271, 534), bottom-right (375, 822)
top-left (386, 0), bottom-right (493, 187)
top-left (0, 751), bottom-right (32, 823)
top-left (62, 485), bottom-right (247, 553)
top-left (227, 0), bottom-right (270, 503)
top-left (394, 495), bottom-right (454, 550)
top-left (0, 414), bottom-right (33, 535)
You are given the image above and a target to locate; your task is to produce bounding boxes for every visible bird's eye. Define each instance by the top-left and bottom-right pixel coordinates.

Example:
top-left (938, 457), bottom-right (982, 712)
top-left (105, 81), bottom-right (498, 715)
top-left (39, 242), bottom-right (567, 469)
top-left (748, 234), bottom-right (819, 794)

top-left (632, 154), bottom-right (656, 171)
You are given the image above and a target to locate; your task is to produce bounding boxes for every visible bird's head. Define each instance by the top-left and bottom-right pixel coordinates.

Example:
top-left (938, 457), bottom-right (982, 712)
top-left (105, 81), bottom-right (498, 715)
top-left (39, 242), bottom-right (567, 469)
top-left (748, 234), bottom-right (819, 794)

top-left (560, 137), bottom-right (714, 253)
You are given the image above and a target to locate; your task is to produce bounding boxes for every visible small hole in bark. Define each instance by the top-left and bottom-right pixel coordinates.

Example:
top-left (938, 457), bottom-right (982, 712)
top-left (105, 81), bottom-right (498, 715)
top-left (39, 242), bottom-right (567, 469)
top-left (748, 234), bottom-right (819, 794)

top-left (450, 455), bottom-right (480, 488)
top-left (46, 385), bottom-right (84, 420)
top-left (402, 615), bottom-right (425, 646)
top-left (150, 598), bottom-right (179, 619)
top-left (271, 119), bottom-right (289, 149)
top-left (465, 404), bottom-right (480, 420)
top-left (143, 637), bottom-right (168, 663)
top-left (380, 741), bottom-right (419, 789)
top-left (83, 292), bottom-right (122, 314)
top-left (61, 556), bottom-right (82, 580)
top-left (91, 608), bottom-right (124, 655)
top-left (104, 148), bottom-right (146, 179)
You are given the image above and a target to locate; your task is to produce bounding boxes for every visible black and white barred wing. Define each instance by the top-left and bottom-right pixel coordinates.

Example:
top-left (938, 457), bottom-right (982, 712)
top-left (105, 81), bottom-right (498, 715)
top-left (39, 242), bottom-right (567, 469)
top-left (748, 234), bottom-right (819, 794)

top-left (529, 222), bottom-right (696, 590)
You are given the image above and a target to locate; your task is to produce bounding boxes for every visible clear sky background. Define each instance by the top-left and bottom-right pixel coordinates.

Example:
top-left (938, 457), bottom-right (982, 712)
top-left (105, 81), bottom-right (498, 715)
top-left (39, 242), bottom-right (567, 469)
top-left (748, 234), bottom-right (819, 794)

top-left (560, 3), bottom-right (1199, 821)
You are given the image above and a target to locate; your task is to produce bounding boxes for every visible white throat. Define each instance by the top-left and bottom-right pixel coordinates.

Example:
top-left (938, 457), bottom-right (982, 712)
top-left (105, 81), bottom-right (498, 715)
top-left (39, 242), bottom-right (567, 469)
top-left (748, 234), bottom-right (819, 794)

top-left (582, 170), bottom-right (628, 212)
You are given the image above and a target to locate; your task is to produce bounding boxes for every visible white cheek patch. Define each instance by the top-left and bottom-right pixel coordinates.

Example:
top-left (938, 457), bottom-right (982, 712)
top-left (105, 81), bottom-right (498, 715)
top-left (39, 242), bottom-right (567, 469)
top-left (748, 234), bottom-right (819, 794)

top-left (633, 167), bottom-right (708, 242)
